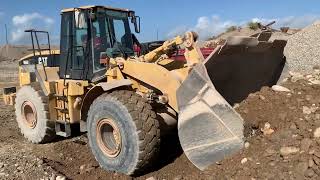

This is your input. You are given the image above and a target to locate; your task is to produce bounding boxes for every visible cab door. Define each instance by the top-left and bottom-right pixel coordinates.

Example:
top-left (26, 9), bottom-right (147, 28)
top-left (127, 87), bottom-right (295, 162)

top-left (59, 10), bottom-right (93, 80)
top-left (59, 11), bottom-right (74, 79)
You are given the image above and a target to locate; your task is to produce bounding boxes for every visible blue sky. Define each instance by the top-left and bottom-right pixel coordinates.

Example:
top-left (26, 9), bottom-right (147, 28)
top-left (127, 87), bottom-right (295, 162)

top-left (1, 0), bottom-right (320, 45)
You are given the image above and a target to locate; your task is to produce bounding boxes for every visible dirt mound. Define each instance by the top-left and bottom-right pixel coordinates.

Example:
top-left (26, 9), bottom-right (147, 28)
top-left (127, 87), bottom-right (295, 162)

top-left (284, 21), bottom-right (320, 73)
top-left (207, 70), bottom-right (320, 179)
top-left (218, 27), bottom-right (259, 40)
top-left (204, 27), bottom-right (259, 47)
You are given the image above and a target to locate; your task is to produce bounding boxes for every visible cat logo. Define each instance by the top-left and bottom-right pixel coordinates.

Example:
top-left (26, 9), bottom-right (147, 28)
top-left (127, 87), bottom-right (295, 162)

top-left (38, 57), bottom-right (48, 65)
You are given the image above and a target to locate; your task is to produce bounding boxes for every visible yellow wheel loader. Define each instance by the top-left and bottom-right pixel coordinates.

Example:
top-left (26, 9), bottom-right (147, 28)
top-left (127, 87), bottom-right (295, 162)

top-left (3, 5), bottom-right (287, 175)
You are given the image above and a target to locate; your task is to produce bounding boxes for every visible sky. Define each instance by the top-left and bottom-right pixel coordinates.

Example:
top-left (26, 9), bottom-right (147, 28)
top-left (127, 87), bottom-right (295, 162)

top-left (1, 0), bottom-right (320, 45)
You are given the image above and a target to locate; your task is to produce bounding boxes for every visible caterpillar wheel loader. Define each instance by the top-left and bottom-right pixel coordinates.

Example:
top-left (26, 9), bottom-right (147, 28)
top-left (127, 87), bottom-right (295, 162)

top-left (3, 5), bottom-right (287, 175)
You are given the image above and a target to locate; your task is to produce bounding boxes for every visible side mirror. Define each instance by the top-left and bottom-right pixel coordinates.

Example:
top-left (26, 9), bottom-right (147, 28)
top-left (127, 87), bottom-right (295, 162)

top-left (131, 16), bottom-right (141, 33)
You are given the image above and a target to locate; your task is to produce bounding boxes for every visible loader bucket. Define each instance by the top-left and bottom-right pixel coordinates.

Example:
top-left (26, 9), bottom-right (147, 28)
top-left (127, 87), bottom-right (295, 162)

top-left (177, 64), bottom-right (244, 170)
top-left (177, 34), bottom-right (287, 170)
top-left (205, 35), bottom-right (287, 105)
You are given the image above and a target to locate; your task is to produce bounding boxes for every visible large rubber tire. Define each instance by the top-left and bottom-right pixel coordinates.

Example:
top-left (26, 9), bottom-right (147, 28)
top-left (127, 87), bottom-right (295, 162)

top-left (87, 90), bottom-right (160, 175)
top-left (15, 84), bottom-right (55, 143)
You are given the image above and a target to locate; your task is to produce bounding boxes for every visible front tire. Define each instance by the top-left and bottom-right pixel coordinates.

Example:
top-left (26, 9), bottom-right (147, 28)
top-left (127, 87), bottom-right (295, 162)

top-left (87, 90), bottom-right (160, 175)
top-left (15, 84), bottom-right (55, 143)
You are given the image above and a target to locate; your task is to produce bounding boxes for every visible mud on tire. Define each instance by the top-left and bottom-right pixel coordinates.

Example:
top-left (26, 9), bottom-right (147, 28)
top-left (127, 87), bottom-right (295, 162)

top-left (15, 84), bottom-right (55, 143)
top-left (87, 90), bottom-right (160, 175)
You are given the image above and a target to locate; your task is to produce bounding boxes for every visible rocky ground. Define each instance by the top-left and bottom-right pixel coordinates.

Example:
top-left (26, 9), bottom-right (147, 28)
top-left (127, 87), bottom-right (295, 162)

top-left (209, 68), bottom-right (320, 180)
top-left (0, 68), bottom-right (319, 180)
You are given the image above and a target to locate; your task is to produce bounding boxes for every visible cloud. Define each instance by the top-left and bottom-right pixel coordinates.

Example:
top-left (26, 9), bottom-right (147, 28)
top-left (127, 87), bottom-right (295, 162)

top-left (11, 13), bottom-right (54, 44)
top-left (252, 15), bottom-right (320, 29)
top-left (168, 15), bottom-right (320, 40)
top-left (193, 16), bottom-right (235, 40)
top-left (167, 26), bottom-right (188, 38)
top-left (167, 15), bottom-right (236, 40)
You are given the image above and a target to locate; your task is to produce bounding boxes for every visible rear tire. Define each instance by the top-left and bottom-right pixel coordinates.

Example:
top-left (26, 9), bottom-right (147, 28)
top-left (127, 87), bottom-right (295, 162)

top-left (15, 84), bottom-right (55, 143)
top-left (87, 90), bottom-right (160, 175)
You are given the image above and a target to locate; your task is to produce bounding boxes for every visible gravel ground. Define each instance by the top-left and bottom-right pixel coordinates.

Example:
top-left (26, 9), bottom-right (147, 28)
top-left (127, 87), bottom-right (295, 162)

top-left (0, 103), bottom-right (59, 180)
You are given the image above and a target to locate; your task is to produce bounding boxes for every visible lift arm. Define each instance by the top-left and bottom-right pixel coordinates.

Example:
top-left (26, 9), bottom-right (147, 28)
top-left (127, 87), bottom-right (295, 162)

top-left (142, 31), bottom-right (204, 67)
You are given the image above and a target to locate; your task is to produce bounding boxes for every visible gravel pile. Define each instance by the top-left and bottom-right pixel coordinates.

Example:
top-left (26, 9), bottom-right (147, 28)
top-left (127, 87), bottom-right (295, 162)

top-left (284, 21), bottom-right (320, 73)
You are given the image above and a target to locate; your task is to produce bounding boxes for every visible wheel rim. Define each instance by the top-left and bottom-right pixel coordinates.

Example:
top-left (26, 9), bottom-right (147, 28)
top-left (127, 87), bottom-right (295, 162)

top-left (96, 118), bottom-right (122, 158)
top-left (21, 101), bottom-right (37, 129)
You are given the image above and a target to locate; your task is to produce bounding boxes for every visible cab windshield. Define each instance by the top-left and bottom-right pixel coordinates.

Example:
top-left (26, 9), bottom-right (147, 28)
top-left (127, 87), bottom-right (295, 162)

top-left (91, 9), bottom-right (134, 71)
top-left (106, 10), bottom-right (134, 51)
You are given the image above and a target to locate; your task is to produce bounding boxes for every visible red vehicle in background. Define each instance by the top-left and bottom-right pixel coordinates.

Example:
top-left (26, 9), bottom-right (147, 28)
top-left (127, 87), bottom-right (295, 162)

top-left (170, 47), bottom-right (214, 61)
top-left (134, 40), bottom-right (214, 61)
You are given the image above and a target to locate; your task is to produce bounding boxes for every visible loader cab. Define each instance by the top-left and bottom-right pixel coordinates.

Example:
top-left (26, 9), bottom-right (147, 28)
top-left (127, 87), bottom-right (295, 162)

top-left (60, 6), bottom-right (140, 82)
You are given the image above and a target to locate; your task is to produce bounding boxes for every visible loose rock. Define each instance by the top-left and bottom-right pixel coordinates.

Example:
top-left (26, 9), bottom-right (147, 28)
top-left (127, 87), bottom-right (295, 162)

top-left (271, 85), bottom-right (291, 92)
top-left (241, 158), bottom-right (248, 164)
top-left (50, 174), bottom-right (56, 180)
top-left (79, 164), bottom-right (95, 174)
top-left (280, 146), bottom-right (300, 156)
top-left (146, 177), bottom-right (156, 180)
top-left (56, 176), bottom-right (66, 180)
top-left (265, 148), bottom-right (276, 156)
top-left (303, 106), bottom-right (318, 115)
top-left (289, 123), bottom-right (297, 130)
top-left (290, 72), bottom-right (305, 82)
top-left (233, 103), bottom-right (240, 109)
top-left (173, 175), bottom-right (183, 180)
top-left (314, 127), bottom-right (320, 138)
top-left (261, 122), bottom-right (275, 135)
top-left (309, 79), bottom-right (320, 85)
top-left (259, 95), bottom-right (266, 100)
top-left (17, 166), bottom-right (23, 171)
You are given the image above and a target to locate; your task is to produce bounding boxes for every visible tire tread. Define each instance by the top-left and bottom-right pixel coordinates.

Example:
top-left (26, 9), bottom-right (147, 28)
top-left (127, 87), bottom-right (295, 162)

top-left (89, 90), bottom-right (160, 175)
top-left (15, 83), bottom-right (55, 144)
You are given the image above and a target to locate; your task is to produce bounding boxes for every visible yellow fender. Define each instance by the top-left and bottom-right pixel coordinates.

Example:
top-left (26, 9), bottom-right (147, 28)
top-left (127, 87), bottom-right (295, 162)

top-left (79, 79), bottom-right (132, 132)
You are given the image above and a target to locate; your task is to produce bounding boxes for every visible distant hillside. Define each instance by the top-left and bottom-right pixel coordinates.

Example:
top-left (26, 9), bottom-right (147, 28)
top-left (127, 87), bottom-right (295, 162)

top-left (0, 45), bottom-right (30, 61)
top-left (0, 44), bottom-right (60, 62)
